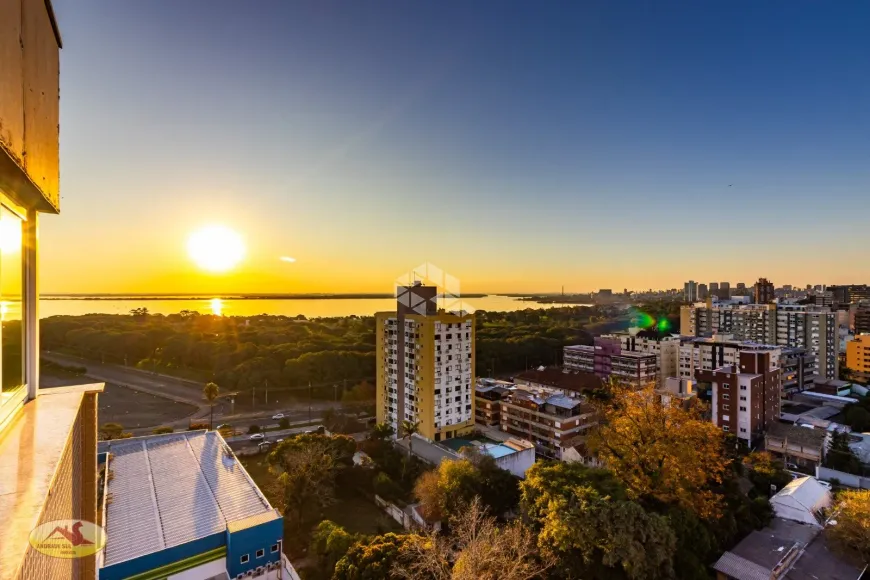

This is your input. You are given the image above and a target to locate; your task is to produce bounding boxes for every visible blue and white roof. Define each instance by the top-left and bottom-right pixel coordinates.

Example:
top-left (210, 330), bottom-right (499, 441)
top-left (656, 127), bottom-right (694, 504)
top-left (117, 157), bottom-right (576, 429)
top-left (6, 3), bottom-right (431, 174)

top-left (102, 431), bottom-right (276, 566)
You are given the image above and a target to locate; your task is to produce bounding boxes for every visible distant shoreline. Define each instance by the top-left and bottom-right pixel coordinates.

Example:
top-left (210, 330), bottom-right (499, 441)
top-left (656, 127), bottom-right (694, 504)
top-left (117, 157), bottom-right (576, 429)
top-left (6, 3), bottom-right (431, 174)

top-left (40, 293), bottom-right (497, 301)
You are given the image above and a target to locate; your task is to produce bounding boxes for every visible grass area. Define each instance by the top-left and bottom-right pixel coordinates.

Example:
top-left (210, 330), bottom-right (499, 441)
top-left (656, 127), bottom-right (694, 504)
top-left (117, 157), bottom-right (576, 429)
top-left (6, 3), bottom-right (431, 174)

top-left (239, 455), bottom-right (401, 554)
top-left (322, 494), bottom-right (402, 536)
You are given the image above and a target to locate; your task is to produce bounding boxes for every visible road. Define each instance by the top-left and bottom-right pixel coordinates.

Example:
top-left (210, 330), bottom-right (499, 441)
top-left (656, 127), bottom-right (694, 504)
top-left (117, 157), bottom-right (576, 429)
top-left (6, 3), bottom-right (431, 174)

top-left (43, 350), bottom-right (349, 434)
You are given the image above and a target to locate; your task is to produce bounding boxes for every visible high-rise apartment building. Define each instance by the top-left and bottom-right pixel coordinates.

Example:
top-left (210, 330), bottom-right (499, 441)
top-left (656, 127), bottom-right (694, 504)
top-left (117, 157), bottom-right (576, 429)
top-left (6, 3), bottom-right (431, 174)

top-left (698, 283), bottom-right (708, 300)
top-left (0, 4), bottom-right (109, 580)
top-left (710, 282), bottom-right (720, 296)
top-left (681, 302), bottom-right (838, 379)
top-left (699, 351), bottom-right (781, 445)
top-left (846, 334), bottom-right (870, 382)
top-left (830, 285), bottom-right (870, 305)
top-left (684, 280), bottom-right (698, 302)
top-left (719, 282), bottom-right (731, 300)
top-left (680, 301), bottom-right (777, 344)
top-left (754, 278), bottom-right (775, 304)
top-left (376, 284), bottom-right (475, 442)
top-left (854, 303), bottom-right (870, 335)
top-left (775, 305), bottom-right (839, 380)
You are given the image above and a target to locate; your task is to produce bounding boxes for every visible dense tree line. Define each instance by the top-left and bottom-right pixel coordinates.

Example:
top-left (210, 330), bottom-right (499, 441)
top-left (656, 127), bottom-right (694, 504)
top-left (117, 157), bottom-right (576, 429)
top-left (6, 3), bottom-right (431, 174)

top-left (40, 306), bottom-right (635, 397)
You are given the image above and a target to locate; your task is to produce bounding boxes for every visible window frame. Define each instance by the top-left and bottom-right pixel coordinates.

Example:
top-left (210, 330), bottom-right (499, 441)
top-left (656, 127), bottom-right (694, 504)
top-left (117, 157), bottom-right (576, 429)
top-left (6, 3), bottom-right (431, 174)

top-left (240, 554), bottom-right (250, 564)
top-left (0, 200), bottom-right (29, 431)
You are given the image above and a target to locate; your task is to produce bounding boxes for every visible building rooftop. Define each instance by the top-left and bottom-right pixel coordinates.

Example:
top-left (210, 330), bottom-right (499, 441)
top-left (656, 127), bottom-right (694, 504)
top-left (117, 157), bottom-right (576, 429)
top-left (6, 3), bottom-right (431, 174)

top-left (766, 422), bottom-right (827, 448)
top-left (101, 431), bottom-right (277, 567)
top-left (714, 518), bottom-right (866, 580)
top-left (513, 367), bottom-right (602, 393)
top-left (770, 477), bottom-right (831, 527)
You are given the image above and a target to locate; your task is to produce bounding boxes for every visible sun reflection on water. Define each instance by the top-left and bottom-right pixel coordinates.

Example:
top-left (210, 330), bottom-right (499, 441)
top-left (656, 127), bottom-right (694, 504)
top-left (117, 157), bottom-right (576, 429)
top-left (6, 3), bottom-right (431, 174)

top-left (210, 298), bottom-right (224, 316)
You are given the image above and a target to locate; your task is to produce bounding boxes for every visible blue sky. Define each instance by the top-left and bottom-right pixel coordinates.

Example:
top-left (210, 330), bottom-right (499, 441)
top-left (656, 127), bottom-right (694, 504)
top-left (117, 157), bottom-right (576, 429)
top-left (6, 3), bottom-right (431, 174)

top-left (45, 0), bottom-right (870, 293)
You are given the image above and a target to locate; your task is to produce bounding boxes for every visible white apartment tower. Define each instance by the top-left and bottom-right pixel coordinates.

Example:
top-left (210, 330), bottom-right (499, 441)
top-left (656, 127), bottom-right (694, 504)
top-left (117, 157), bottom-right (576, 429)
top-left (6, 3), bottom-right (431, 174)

top-left (376, 284), bottom-right (476, 442)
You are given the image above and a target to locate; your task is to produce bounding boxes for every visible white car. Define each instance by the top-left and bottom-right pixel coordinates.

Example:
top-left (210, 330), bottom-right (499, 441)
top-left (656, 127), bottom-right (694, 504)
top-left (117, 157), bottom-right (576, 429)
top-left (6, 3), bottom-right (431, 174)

top-left (272, 413), bottom-right (285, 420)
top-left (817, 480), bottom-right (832, 490)
top-left (249, 433), bottom-right (265, 441)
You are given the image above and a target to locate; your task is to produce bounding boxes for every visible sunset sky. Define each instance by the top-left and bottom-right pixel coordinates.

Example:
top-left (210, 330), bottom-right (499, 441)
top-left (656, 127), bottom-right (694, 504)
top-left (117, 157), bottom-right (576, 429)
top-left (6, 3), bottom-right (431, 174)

top-left (44, 0), bottom-right (870, 294)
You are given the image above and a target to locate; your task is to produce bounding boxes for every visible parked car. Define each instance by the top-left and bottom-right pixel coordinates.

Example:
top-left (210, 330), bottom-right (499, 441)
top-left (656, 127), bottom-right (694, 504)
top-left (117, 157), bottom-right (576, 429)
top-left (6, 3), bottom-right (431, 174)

top-left (817, 480), bottom-right (832, 490)
top-left (272, 413), bottom-right (285, 420)
top-left (786, 462), bottom-right (800, 471)
top-left (249, 433), bottom-right (265, 441)
top-left (216, 424), bottom-right (232, 430)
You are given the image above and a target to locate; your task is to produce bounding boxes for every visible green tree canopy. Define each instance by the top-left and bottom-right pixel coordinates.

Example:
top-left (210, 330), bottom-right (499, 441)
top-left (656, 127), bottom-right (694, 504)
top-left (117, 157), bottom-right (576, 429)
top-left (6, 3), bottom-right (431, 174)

top-left (333, 533), bottom-right (424, 580)
top-left (521, 461), bottom-right (676, 580)
top-left (414, 453), bottom-right (521, 522)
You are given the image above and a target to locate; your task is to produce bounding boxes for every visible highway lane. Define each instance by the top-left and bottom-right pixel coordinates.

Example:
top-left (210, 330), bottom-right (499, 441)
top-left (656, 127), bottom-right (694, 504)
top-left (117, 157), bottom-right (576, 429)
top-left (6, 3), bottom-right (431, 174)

top-left (44, 350), bottom-right (353, 433)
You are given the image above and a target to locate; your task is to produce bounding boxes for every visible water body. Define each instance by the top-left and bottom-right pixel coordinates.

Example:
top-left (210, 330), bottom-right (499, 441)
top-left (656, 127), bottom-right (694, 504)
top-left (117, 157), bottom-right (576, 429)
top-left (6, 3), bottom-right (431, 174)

top-left (39, 295), bottom-right (589, 319)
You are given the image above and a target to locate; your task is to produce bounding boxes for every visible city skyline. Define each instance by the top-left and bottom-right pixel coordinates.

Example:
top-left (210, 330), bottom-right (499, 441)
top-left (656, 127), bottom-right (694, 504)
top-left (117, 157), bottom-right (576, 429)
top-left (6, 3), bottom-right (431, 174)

top-left (44, 0), bottom-right (870, 294)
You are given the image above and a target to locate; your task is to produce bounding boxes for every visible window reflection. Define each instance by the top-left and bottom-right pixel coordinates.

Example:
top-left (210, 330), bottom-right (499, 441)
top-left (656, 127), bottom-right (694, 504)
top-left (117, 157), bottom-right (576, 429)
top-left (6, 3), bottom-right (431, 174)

top-left (0, 206), bottom-right (24, 414)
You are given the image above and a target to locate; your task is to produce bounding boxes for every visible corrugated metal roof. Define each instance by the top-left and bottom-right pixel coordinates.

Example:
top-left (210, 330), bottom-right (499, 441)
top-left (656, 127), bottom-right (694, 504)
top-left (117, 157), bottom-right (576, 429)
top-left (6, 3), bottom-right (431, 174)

top-left (546, 395), bottom-right (581, 409)
top-left (103, 431), bottom-right (273, 566)
top-left (712, 551), bottom-right (771, 580)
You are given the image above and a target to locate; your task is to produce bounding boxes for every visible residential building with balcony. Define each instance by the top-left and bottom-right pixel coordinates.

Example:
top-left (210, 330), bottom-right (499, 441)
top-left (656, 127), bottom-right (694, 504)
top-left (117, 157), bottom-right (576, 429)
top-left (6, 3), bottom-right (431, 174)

top-left (563, 337), bottom-right (658, 387)
top-left (845, 333), bottom-right (870, 382)
top-left (698, 350), bottom-right (781, 445)
top-left (764, 423), bottom-right (828, 470)
top-left (0, 3), bottom-right (109, 579)
top-left (775, 305), bottom-right (839, 380)
top-left (681, 303), bottom-right (838, 380)
top-left (780, 347), bottom-right (818, 395)
top-left (602, 332), bottom-right (681, 386)
top-left (376, 284), bottom-right (476, 442)
top-left (474, 381), bottom-right (510, 427)
top-left (854, 303), bottom-right (870, 335)
top-left (681, 301), bottom-right (777, 344)
top-left (678, 335), bottom-right (782, 385)
top-left (498, 389), bottom-right (596, 460)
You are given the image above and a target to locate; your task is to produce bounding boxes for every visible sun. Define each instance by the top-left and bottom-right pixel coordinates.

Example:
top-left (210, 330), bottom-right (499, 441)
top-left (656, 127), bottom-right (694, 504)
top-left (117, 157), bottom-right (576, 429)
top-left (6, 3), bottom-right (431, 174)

top-left (187, 225), bottom-right (245, 272)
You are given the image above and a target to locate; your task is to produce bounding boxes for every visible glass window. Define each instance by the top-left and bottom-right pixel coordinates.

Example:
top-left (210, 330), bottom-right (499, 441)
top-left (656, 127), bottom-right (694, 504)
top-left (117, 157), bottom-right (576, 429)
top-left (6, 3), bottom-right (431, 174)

top-left (0, 206), bottom-right (24, 425)
top-left (256, 549), bottom-right (265, 558)
top-left (240, 554), bottom-right (249, 564)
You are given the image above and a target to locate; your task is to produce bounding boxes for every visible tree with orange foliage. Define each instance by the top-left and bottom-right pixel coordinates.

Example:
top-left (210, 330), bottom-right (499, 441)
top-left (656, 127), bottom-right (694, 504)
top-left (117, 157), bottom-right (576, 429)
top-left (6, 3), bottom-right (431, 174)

top-left (588, 383), bottom-right (728, 520)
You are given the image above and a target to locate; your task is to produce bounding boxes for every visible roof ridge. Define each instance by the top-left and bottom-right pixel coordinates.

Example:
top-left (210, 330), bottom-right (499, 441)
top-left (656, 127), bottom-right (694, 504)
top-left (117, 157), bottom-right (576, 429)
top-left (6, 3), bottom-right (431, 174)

top-left (179, 432), bottom-right (230, 527)
top-left (141, 439), bottom-right (167, 551)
